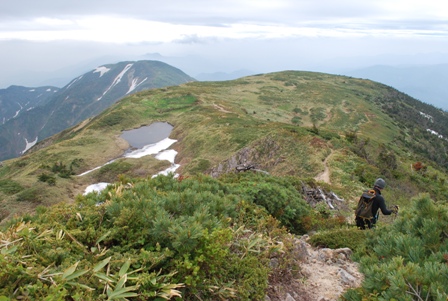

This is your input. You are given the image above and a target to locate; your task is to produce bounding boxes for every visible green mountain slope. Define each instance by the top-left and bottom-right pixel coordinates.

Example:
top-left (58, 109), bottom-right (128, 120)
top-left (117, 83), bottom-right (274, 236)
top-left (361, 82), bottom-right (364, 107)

top-left (1, 70), bottom-right (447, 221)
top-left (1, 70), bottom-right (447, 300)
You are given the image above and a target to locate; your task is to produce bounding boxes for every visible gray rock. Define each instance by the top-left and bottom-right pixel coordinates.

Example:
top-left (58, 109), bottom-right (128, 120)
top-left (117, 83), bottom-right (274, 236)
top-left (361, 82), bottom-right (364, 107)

top-left (284, 293), bottom-right (296, 301)
top-left (338, 268), bottom-right (357, 286)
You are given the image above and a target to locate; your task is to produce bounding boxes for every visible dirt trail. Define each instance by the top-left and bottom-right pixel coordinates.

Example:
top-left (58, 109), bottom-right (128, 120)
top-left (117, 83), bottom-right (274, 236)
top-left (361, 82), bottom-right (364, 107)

top-left (314, 151), bottom-right (333, 184)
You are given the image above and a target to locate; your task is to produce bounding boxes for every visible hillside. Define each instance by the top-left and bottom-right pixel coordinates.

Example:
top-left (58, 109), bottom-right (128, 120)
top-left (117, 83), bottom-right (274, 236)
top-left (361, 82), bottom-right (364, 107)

top-left (0, 85), bottom-right (59, 124)
top-left (1, 70), bottom-right (448, 220)
top-left (0, 71), bottom-right (447, 300)
top-left (0, 60), bottom-right (195, 161)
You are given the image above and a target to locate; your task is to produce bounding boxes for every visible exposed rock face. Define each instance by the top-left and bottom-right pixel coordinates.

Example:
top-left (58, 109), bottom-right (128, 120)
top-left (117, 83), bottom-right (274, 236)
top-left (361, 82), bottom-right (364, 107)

top-left (267, 235), bottom-right (363, 301)
top-left (208, 137), bottom-right (281, 178)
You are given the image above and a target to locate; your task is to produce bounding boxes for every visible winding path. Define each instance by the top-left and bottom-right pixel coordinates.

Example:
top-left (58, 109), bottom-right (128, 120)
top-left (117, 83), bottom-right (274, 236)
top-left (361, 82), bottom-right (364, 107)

top-left (315, 151), bottom-right (333, 184)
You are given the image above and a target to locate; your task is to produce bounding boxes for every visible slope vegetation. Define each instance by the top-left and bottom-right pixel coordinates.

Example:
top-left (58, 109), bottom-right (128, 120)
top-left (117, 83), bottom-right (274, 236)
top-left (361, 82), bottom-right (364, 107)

top-left (1, 70), bottom-right (447, 221)
top-left (0, 70), bottom-right (447, 300)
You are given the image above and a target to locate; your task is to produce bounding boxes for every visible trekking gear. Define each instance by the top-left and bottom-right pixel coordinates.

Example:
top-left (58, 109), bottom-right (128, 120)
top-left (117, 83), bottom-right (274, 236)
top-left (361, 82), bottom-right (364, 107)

top-left (374, 178), bottom-right (386, 189)
top-left (355, 189), bottom-right (376, 221)
top-left (391, 205), bottom-right (399, 215)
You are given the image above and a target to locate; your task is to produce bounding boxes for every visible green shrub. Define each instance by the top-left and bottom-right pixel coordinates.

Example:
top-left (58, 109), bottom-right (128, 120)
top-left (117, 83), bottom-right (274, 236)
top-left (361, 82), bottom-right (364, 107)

top-left (0, 180), bottom-right (24, 195)
top-left (15, 187), bottom-right (42, 203)
top-left (220, 172), bottom-right (312, 234)
top-left (0, 173), bottom-right (310, 300)
top-left (96, 160), bottom-right (132, 182)
top-left (308, 228), bottom-right (367, 253)
top-left (343, 194), bottom-right (448, 300)
top-left (291, 116), bottom-right (302, 124)
top-left (38, 173), bottom-right (56, 185)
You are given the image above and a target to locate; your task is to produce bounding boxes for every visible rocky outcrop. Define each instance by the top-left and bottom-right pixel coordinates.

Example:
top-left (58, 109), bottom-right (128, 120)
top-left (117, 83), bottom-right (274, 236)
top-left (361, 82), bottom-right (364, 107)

top-left (208, 137), bottom-right (281, 178)
top-left (267, 235), bottom-right (363, 301)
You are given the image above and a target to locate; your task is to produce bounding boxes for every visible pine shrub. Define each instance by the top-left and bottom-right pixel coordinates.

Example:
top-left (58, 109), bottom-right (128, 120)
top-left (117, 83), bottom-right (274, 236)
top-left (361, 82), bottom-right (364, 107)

top-left (343, 194), bottom-right (448, 300)
top-left (0, 173), bottom-right (300, 300)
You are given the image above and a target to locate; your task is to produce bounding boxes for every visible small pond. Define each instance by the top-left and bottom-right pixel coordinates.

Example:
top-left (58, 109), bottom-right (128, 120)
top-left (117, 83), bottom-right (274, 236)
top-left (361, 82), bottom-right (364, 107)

top-left (120, 122), bottom-right (173, 148)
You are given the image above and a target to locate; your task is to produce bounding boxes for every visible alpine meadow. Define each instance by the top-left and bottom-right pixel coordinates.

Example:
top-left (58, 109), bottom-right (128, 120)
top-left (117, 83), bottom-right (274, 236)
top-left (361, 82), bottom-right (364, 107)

top-left (1, 70), bottom-right (448, 300)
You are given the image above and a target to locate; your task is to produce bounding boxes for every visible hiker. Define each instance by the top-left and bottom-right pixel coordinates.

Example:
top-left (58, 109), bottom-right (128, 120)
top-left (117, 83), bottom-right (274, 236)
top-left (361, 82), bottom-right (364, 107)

top-left (355, 178), bottom-right (399, 230)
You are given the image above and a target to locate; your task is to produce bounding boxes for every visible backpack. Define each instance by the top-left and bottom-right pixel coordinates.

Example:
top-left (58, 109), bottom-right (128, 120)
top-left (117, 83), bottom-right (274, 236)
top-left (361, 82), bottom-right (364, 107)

top-left (355, 189), bottom-right (376, 220)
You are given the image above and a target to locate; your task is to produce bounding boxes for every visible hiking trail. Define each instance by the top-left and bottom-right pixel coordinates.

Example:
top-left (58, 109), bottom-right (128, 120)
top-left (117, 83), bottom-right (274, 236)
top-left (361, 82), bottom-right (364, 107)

top-left (315, 151), bottom-right (333, 184)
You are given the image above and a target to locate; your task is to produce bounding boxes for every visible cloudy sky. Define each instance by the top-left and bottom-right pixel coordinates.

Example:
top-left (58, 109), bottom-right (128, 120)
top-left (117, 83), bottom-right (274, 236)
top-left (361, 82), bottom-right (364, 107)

top-left (1, 0), bottom-right (448, 88)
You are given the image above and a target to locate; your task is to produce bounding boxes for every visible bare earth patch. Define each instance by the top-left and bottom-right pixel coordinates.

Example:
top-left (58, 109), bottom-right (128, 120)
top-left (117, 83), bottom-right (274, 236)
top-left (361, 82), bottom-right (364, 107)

top-left (268, 236), bottom-right (364, 301)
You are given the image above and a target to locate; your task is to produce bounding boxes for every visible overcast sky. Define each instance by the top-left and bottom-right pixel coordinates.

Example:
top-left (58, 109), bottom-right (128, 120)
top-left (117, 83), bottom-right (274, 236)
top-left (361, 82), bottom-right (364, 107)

top-left (1, 0), bottom-right (448, 88)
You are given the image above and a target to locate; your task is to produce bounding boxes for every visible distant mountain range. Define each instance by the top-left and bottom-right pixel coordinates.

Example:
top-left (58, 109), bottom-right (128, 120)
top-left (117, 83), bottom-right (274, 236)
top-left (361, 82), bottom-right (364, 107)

top-left (342, 64), bottom-right (448, 110)
top-left (0, 60), bottom-right (195, 161)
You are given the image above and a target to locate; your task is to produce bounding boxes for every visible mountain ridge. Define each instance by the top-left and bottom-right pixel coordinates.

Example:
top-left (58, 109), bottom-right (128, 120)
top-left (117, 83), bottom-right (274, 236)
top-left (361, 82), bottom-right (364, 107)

top-left (0, 60), bottom-right (195, 161)
top-left (1, 70), bottom-right (447, 219)
top-left (1, 70), bottom-right (447, 300)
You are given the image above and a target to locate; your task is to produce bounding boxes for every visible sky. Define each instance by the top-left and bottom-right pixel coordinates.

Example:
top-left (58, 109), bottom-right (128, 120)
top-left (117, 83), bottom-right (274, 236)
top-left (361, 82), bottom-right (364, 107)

top-left (1, 0), bottom-right (448, 89)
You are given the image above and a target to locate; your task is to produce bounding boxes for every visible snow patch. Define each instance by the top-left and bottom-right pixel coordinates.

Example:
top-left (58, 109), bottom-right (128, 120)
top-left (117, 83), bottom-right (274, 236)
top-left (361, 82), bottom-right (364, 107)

top-left (13, 102), bottom-right (24, 118)
top-left (127, 77), bottom-right (147, 94)
top-left (152, 149), bottom-right (180, 178)
top-left (21, 136), bottom-right (38, 154)
top-left (93, 66), bottom-right (111, 77)
top-left (124, 138), bottom-right (176, 159)
top-left (65, 76), bottom-right (83, 89)
top-left (81, 137), bottom-right (179, 195)
top-left (97, 63), bottom-right (133, 101)
top-left (420, 111), bottom-right (433, 122)
top-left (78, 158), bottom-right (117, 176)
top-left (83, 182), bottom-right (110, 195)
top-left (427, 129), bottom-right (444, 139)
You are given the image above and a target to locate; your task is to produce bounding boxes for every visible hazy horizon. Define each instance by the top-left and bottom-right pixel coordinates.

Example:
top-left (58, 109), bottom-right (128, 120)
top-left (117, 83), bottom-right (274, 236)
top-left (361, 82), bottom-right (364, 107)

top-left (1, 0), bottom-right (447, 108)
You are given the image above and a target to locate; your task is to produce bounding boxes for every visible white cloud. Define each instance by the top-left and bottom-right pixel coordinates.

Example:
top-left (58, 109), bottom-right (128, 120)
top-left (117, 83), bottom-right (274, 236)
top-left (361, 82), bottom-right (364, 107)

top-left (2, 13), bottom-right (448, 43)
top-left (1, 0), bottom-right (448, 90)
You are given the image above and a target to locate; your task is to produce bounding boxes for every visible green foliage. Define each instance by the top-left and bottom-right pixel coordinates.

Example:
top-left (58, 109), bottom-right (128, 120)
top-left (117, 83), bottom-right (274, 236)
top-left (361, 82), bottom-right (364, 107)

top-left (3, 70), bottom-right (448, 300)
top-left (301, 205), bottom-right (348, 233)
top-left (187, 158), bottom-right (211, 174)
top-left (219, 172), bottom-right (311, 234)
top-left (96, 160), bottom-right (132, 182)
top-left (343, 194), bottom-right (448, 300)
top-left (38, 173), bottom-right (56, 185)
top-left (317, 129), bottom-right (340, 141)
top-left (308, 228), bottom-right (368, 253)
top-left (15, 186), bottom-right (42, 203)
top-left (310, 107), bottom-right (327, 124)
top-left (0, 180), bottom-right (23, 195)
top-left (291, 116), bottom-right (302, 124)
top-left (1, 173), bottom-right (301, 300)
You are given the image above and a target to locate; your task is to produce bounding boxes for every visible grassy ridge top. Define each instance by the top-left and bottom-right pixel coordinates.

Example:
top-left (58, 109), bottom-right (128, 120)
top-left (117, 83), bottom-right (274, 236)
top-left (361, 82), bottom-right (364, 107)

top-left (0, 70), bottom-right (447, 222)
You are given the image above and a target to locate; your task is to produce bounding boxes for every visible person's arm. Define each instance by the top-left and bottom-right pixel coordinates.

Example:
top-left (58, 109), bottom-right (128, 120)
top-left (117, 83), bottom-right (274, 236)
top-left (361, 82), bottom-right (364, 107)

top-left (376, 195), bottom-right (393, 215)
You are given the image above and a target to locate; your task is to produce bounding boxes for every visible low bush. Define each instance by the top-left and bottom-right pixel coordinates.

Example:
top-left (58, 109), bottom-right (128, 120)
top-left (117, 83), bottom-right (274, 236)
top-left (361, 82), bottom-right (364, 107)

top-left (308, 227), bottom-right (367, 253)
top-left (0, 179), bottom-right (23, 195)
top-left (343, 194), bottom-right (448, 300)
top-left (0, 173), bottom-right (303, 300)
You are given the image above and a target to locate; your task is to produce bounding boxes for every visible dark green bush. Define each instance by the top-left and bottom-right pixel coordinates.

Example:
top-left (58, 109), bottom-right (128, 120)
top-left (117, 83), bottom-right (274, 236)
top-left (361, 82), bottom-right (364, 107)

top-left (38, 173), bottom-right (56, 185)
top-left (1, 173), bottom-right (293, 300)
top-left (220, 172), bottom-right (311, 234)
top-left (308, 227), bottom-right (367, 252)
